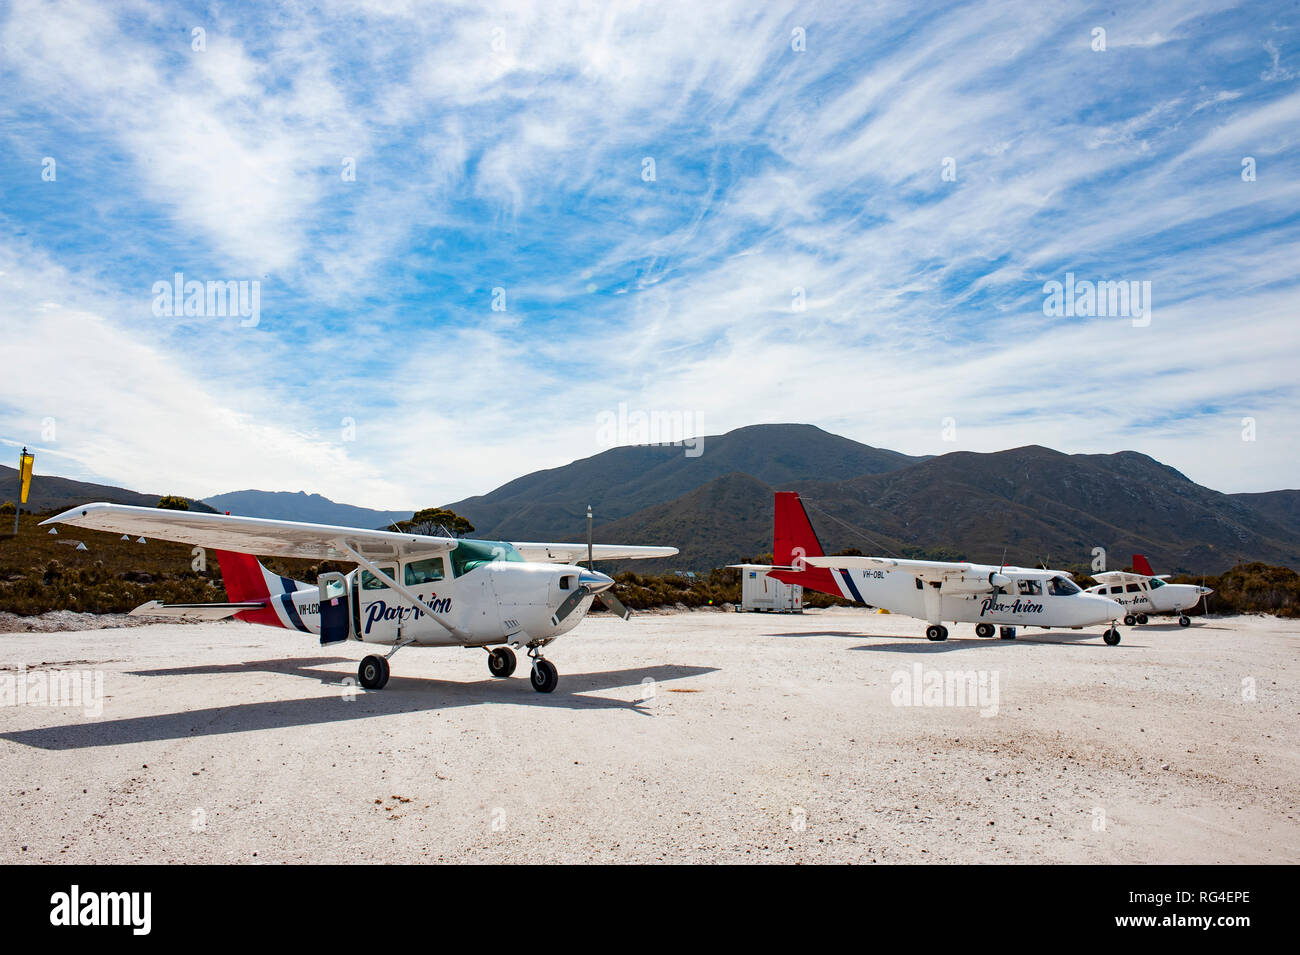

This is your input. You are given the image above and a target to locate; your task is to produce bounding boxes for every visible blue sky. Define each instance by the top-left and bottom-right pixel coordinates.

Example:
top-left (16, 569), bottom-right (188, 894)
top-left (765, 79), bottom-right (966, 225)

top-left (1, 0), bottom-right (1297, 508)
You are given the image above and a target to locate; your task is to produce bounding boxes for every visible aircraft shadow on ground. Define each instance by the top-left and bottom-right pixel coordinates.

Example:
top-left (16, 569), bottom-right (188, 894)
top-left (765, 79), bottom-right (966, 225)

top-left (846, 630), bottom-right (1136, 652)
top-left (126, 656), bottom-right (354, 679)
top-left (763, 630), bottom-right (866, 639)
top-left (0, 663), bottom-right (718, 750)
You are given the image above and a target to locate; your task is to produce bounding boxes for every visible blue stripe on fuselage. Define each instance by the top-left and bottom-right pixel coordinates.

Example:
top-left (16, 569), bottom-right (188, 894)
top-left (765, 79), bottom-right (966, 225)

top-left (838, 569), bottom-right (865, 604)
top-left (277, 577), bottom-right (310, 633)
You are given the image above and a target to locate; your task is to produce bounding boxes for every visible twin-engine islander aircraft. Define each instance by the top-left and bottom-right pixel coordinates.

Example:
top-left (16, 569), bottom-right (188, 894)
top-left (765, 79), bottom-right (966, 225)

top-left (762, 492), bottom-right (1127, 644)
top-left (43, 503), bottom-right (677, 693)
top-left (1085, 554), bottom-right (1212, 627)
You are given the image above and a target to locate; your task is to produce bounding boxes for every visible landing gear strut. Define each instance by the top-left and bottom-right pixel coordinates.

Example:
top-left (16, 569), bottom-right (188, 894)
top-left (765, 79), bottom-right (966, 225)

top-left (527, 646), bottom-right (559, 693)
top-left (925, 624), bottom-right (948, 642)
top-left (487, 646), bottom-right (517, 678)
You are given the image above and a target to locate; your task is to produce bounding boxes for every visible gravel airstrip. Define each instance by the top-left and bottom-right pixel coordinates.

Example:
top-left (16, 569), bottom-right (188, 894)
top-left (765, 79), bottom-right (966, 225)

top-left (1, 609), bottom-right (1295, 864)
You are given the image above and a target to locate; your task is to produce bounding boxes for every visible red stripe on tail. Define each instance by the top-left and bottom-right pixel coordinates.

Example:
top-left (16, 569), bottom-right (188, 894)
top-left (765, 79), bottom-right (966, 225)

top-left (215, 550), bottom-right (281, 627)
top-left (1132, 554), bottom-right (1155, 577)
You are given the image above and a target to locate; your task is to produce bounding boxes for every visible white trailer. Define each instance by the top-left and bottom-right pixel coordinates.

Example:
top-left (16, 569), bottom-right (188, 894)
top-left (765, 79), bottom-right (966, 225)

top-left (732, 564), bottom-right (802, 612)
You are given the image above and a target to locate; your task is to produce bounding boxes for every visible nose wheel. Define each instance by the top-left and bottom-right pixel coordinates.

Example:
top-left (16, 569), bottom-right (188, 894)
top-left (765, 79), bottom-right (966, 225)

top-left (529, 657), bottom-right (559, 693)
top-left (1103, 627), bottom-right (1121, 646)
top-left (1178, 614), bottom-right (1191, 627)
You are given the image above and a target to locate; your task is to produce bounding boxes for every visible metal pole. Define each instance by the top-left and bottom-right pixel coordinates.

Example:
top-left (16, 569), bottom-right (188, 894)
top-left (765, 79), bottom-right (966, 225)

top-left (14, 447), bottom-right (26, 535)
top-left (586, 505), bottom-right (593, 570)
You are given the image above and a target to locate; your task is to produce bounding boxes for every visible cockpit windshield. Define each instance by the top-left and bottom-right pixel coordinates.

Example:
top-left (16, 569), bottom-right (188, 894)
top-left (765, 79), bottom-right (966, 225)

top-left (1147, 577), bottom-right (1165, 588)
top-left (1048, 576), bottom-right (1082, 596)
top-left (450, 539), bottom-right (525, 577)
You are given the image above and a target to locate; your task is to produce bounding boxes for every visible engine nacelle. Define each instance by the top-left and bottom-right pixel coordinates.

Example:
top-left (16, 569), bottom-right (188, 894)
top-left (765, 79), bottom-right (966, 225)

top-left (941, 571), bottom-right (1010, 594)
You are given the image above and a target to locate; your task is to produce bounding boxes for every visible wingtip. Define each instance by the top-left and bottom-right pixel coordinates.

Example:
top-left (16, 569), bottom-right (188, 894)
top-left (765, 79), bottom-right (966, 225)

top-left (39, 501), bottom-right (111, 526)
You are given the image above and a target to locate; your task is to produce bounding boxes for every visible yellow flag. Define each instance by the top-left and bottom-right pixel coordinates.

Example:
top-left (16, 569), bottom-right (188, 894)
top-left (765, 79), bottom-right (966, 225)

top-left (18, 450), bottom-right (34, 504)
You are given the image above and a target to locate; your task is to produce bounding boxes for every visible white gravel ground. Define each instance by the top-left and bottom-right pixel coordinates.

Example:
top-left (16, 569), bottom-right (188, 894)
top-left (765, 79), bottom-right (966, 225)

top-left (1, 608), bottom-right (1295, 864)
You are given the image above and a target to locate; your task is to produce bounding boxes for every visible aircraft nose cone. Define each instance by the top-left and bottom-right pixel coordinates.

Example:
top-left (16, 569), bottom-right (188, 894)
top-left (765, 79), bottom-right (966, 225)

top-left (1199, 586), bottom-right (1214, 595)
top-left (578, 569), bottom-right (615, 594)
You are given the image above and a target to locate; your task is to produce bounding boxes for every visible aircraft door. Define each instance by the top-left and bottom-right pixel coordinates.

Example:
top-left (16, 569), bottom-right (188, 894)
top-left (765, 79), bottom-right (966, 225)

top-left (356, 564), bottom-right (400, 643)
top-left (318, 571), bottom-right (351, 645)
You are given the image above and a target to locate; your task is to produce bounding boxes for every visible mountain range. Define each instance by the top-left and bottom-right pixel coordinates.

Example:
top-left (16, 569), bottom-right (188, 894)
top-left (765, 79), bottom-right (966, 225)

top-left (0, 465), bottom-right (215, 514)
top-left (200, 490), bottom-right (411, 529)
top-left (6, 423), bottom-right (1297, 574)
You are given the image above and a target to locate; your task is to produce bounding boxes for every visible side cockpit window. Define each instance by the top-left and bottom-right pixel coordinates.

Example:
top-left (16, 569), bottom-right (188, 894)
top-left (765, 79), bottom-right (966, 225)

top-left (405, 557), bottom-right (446, 586)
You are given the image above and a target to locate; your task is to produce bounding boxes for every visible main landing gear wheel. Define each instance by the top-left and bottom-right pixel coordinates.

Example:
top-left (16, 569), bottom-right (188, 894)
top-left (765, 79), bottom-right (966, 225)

top-left (999, 626), bottom-right (1017, 640)
top-left (1178, 615), bottom-right (1191, 627)
top-left (487, 647), bottom-right (517, 678)
top-left (1136, 613), bottom-right (1149, 624)
top-left (975, 623), bottom-right (995, 639)
top-left (529, 658), bottom-right (559, 693)
top-left (1103, 628), bottom-right (1121, 646)
top-left (359, 654), bottom-right (390, 690)
top-left (1123, 614), bottom-right (1136, 627)
top-left (925, 625), bottom-right (948, 642)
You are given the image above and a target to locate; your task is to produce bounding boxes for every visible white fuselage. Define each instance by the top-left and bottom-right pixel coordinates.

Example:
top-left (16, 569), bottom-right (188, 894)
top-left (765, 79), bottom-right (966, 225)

top-left (1087, 574), bottom-right (1207, 615)
top-left (271, 560), bottom-right (597, 648)
top-left (825, 565), bottom-right (1122, 628)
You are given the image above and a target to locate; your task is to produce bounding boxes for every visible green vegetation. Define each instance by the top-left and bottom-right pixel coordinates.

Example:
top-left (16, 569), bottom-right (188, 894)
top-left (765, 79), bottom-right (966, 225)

top-left (393, 507), bottom-right (475, 537)
top-left (0, 501), bottom-right (14, 515)
top-left (1171, 562), bottom-right (1300, 618)
top-left (156, 495), bottom-right (190, 510)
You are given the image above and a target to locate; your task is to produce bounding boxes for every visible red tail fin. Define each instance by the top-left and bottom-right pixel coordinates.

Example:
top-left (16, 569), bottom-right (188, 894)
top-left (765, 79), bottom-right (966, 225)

top-left (774, 491), bottom-right (824, 566)
top-left (215, 549), bottom-right (281, 627)
top-left (769, 492), bottom-right (844, 598)
top-left (1132, 554), bottom-right (1155, 577)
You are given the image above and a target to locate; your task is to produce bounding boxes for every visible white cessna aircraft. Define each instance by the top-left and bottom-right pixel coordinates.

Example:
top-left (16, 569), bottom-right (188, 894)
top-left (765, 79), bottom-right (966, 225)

top-left (42, 503), bottom-right (677, 693)
top-left (1085, 554), bottom-right (1212, 627)
top-left (762, 492), bottom-right (1127, 644)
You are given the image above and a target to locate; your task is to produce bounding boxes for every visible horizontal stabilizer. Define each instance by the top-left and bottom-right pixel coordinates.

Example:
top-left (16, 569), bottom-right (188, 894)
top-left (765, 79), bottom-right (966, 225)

top-left (130, 600), bottom-right (268, 620)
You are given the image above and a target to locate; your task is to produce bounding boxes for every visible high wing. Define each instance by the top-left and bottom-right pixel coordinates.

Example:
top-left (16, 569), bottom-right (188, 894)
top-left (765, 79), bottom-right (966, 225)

top-left (41, 503), bottom-right (456, 561)
top-left (805, 555), bottom-right (978, 579)
top-left (804, 555), bottom-right (1061, 596)
top-left (511, 542), bottom-right (679, 563)
top-left (805, 555), bottom-right (1052, 581)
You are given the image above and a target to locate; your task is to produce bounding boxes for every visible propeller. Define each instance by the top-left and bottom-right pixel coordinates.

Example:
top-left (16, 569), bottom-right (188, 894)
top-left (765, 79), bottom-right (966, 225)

top-left (551, 504), bottom-right (633, 625)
